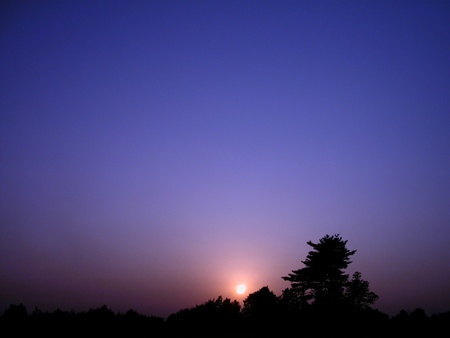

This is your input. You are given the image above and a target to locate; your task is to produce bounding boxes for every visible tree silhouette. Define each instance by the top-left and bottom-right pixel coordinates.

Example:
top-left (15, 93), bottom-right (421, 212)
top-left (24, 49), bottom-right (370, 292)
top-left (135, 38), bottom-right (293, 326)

top-left (242, 286), bottom-right (280, 335)
top-left (166, 296), bottom-right (241, 337)
top-left (279, 287), bottom-right (306, 311)
top-left (280, 234), bottom-right (385, 337)
top-left (2, 303), bottom-right (28, 319)
top-left (345, 271), bottom-right (379, 310)
top-left (242, 286), bottom-right (278, 320)
top-left (282, 234), bottom-right (356, 309)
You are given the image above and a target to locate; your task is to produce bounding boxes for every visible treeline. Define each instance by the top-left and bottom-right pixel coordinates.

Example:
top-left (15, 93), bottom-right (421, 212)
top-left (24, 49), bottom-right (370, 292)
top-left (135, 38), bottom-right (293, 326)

top-left (1, 235), bottom-right (449, 337)
top-left (167, 295), bottom-right (449, 338)
top-left (0, 303), bottom-right (164, 337)
top-left (1, 300), bottom-right (449, 337)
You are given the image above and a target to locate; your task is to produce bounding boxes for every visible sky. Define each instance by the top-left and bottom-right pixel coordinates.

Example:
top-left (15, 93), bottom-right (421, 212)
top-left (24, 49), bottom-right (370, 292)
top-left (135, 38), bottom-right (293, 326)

top-left (1, 0), bottom-right (449, 318)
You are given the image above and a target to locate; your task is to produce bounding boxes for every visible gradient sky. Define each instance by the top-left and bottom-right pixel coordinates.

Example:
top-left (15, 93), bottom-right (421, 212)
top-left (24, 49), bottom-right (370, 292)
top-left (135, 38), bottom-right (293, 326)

top-left (1, 0), bottom-right (449, 318)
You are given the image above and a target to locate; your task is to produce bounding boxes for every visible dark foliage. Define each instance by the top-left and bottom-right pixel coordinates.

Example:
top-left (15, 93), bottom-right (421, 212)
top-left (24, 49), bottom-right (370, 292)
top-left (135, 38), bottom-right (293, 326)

top-left (0, 304), bottom-right (165, 338)
top-left (388, 308), bottom-right (450, 338)
top-left (282, 234), bottom-right (358, 309)
top-left (345, 271), bottom-right (379, 310)
top-left (241, 286), bottom-right (280, 336)
top-left (166, 296), bottom-right (242, 337)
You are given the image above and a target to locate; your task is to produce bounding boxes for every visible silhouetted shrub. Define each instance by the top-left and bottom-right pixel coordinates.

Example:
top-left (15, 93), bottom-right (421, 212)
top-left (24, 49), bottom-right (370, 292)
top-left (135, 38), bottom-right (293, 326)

top-left (166, 296), bottom-right (242, 337)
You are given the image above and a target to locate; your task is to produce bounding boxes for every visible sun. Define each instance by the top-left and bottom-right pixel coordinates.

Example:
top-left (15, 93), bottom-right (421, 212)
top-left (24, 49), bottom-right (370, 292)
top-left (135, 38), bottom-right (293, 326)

top-left (236, 284), bottom-right (247, 295)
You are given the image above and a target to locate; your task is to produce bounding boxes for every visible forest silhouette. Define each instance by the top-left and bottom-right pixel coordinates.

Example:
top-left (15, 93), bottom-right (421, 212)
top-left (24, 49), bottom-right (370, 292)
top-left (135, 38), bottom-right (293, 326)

top-left (1, 234), bottom-right (449, 337)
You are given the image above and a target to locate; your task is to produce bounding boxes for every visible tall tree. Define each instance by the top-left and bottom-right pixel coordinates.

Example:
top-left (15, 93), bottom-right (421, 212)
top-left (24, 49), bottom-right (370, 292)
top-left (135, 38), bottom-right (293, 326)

top-left (282, 234), bottom-right (356, 308)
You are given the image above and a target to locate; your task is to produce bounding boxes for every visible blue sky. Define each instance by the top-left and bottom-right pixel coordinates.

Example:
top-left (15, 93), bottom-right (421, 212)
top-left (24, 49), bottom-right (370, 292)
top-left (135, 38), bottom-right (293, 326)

top-left (1, 0), bottom-right (449, 317)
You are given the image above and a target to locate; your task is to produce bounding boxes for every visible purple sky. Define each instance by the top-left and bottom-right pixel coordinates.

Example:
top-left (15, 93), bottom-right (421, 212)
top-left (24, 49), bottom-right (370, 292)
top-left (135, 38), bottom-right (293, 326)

top-left (1, 0), bottom-right (449, 318)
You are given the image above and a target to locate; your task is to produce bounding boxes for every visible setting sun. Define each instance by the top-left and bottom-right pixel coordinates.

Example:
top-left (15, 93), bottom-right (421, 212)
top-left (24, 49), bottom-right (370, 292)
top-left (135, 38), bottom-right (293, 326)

top-left (236, 284), bottom-right (247, 295)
